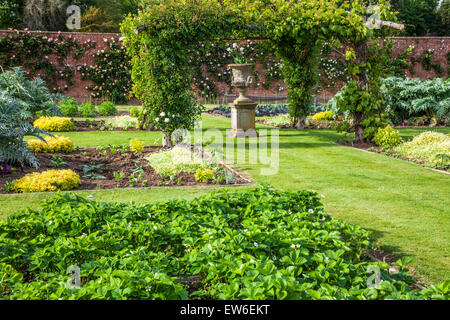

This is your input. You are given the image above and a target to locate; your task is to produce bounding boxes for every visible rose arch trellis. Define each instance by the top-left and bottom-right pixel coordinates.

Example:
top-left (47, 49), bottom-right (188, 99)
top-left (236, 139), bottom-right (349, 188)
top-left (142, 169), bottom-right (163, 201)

top-left (121, 0), bottom-right (401, 146)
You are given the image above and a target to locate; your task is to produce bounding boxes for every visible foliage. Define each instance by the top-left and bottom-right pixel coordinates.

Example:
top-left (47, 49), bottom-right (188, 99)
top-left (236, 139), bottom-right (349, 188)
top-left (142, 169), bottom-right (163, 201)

top-left (312, 111), bottom-right (333, 121)
top-left (381, 77), bottom-right (450, 125)
top-left (130, 106), bottom-right (142, 118)
top-left (394, 131), bottom-right (450, 169)
top-left (58, 98), bottom-right (79, 117)
top-left (11, 169), bottom-right (81, 193)
top-left (373, 126), bottom-right (403, 147)
top-left (0, 98), bottom-right (48, 169)
top-left (411, 49), bottom-right (445, 77)
top-left (264, 114), bottom-right (291, 128)
top-left (145, 146), bottom-right (213, 178)
top-left (49, 155), bottom-right (68, 168)
top-left (79, 102), bottom-right (96, 118)
top-left (194, 168), bottom-right (214, 182)
top-left (77, 7), bottom-right (117, 33)
top-left (22, 0), bottom-right (68, 31)
top-left (103, 116), bottom-right (138, 130)
top-left (28, 135), bottom-right (75, 153)
top-left (391, 0), bottom-right (441, 36)
top-left (0, 31), bottom-right (96, 93)
top-left (0, 67), bottom-right (61, 120)
top-left (438, 0), bottom-right (450, 34)
top-left (82, 164), bottom-right (106, 179)
top-left (97, 101), bottom-right (117, 116)
top-left (80, 38), bottom-right (133, 103)
top-left (256, 104), bottom-right (289, 117)
top-left (0, 0), bottom-right (25, 29)
top-left (129, 139), bottom-right (145, 154)
top-left (0, 187), bottom-right (448, 299)
top-left (33, 116), bottom-right (75, 132)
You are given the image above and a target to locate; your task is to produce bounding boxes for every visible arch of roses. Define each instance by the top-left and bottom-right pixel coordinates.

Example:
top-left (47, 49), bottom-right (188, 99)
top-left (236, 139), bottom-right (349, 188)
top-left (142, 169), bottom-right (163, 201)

top-left (121, 0), bottom-right (400, 145)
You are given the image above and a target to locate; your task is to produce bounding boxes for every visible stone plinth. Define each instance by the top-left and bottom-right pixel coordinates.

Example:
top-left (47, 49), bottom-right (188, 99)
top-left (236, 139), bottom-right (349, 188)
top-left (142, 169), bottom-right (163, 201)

top-left (227, 102), bottom-right (259, 138)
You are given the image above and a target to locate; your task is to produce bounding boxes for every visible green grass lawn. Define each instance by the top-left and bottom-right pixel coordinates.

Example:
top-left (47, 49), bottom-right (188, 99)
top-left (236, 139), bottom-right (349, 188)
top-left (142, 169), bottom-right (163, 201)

top-left (2, 114), bottom-right (449, 284)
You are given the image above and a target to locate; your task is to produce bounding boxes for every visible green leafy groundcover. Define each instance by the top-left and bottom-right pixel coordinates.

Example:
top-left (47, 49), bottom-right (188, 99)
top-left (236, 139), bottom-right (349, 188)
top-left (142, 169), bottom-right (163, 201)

top-left (0, 187), bottom-right (448, 300)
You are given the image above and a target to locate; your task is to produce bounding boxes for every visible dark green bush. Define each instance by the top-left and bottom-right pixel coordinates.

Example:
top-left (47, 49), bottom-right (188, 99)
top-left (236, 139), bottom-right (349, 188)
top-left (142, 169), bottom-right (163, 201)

top-left (0, 187), bottom-right (448, 300)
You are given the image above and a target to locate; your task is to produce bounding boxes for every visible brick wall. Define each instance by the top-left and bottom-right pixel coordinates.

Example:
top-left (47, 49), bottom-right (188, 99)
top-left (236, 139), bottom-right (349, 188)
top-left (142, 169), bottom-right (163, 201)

top-left (1, 30), bottom-right (448, 104)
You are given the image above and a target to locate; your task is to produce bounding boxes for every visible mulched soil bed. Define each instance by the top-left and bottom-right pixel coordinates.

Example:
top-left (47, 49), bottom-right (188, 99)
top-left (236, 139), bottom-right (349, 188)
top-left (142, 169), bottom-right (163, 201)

top-left (0, 147), bottom-right (250, 194)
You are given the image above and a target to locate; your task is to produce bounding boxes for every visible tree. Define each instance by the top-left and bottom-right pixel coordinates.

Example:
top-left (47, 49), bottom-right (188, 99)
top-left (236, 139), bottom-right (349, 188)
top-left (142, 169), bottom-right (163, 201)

top-left (391, 0), bottom-right (440, 35)
top-left (438, 0), bottom-right (450, 35)
top-left (0, 0), bottom-right (25, 29)
top-left (23, 0), bottom-right (68, 31)
top-left (77, 6), bottom-right (117, 33)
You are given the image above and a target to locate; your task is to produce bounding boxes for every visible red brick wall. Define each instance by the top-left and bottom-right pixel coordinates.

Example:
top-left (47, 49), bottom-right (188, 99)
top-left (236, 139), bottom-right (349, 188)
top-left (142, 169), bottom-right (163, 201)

top-left (392, 37), bottom-right (449, 79)
top-left (1, 30), bottom-right (448, 103)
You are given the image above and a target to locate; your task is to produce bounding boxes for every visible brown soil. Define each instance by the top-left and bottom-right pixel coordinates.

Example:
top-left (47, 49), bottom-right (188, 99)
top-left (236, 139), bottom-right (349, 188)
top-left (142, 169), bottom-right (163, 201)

top-left (366, 249), bottom-right (425, 290)
top-left (336, 141), bottom-right (380, 150)
top-left (0, 147), bottom-right (249, 194)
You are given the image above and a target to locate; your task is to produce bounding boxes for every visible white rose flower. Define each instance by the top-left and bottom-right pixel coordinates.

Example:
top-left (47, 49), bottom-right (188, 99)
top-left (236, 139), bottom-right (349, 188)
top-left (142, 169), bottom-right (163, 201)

top-left (155, 117), bottom-right (159, 122)
top-left (160, 112), bottom-right (165, 117)
top-left (164, 118), bottom-right (170, 123)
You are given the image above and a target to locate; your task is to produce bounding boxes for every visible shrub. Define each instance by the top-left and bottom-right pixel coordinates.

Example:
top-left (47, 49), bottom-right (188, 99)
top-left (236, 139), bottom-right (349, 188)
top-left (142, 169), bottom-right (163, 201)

top-left (58, 98), bottom-right (79, 117)
top-left (33, 117), bottom-right (75, 132)
top-left (129, 139), bottom-right (145, 153)
top-left (395, 131), bottom-right (450, 169)
top-left (79, 102), bottom-right (96, 118)
top-left (97, 101), bottom-right (118, 116)
top-left (28, 136), bottom-right (75, 153)
top-left (146, 146), bottom-right (212, 178)
top-left (381, 77), bottom-right (450, 125)
top-left (0, 187), bottom-right (447, 299)
top-left (103, 116), bottom-right (138, 130)
top-left (373, 126), bottom-right (403, 147)
top-left (0, 67), bottom-right (61, 120)
top-left (255, 104), bottom-right (289, 116)
top-left (195, 168), bottom-right (214, 182)
top-left (12, 169), bottom-right (81, 193)
top-left (0, 98), bottom-right (48, 169)
top-left (130, 106), bottom-right (142, 118)
top-left (312, 110), bottom-right (333, 120)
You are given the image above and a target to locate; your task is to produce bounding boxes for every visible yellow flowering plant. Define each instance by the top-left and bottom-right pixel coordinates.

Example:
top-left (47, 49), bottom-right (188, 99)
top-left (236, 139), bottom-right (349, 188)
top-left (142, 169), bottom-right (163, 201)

top-left (33, 116), bottom-right (75, 132)
top-left (12, 169), bottom-right (81, 193)
top-left (129, 139), bottom-right (145, 153)
top-left (28, 136), bottom-right (75, 153)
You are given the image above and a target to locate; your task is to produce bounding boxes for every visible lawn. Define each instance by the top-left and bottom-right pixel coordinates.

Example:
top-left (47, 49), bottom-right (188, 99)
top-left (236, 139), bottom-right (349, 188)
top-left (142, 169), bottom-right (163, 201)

top-left (1, 114), bottom-right (449, 284)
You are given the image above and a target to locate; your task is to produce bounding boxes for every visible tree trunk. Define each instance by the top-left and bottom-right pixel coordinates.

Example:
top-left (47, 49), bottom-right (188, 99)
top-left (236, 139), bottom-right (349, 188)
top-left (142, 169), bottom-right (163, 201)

top-left (353, 111), bottom-right (365, 144)
top-left (355, 126), bottom-right (364, 144)
top-left (162, 132), bottom-right (173, 148)
top-left (295, 115), bottom-right (306, 130)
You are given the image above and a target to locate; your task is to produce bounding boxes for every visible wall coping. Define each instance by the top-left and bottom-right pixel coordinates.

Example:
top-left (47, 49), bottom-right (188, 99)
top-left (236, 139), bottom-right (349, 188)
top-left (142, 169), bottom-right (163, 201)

top-left (1, 30), bottom-right (449, 40)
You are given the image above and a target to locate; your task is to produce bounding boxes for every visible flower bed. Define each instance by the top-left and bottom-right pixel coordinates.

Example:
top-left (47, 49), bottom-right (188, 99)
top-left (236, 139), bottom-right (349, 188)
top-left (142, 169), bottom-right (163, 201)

top-left (1, 146), bottom-right (249, 193)
top-left (0, 187), bottom-right (447, 299)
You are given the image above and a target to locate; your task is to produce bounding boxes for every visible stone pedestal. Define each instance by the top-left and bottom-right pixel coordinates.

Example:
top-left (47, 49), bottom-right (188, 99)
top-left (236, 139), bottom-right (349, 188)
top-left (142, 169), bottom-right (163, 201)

top-left (227, 63), bottom-right (258, 138)
top-left (227, 102), bottom-right (258, 138)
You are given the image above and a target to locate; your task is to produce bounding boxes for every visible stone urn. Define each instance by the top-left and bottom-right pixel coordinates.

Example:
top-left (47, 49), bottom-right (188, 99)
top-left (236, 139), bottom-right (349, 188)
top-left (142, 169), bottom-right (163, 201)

top-left (228, 64), bottom-right (258, 138)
